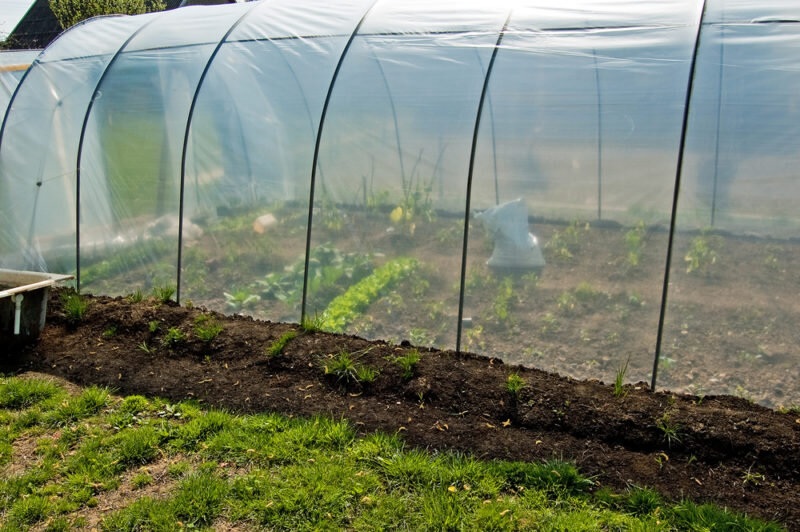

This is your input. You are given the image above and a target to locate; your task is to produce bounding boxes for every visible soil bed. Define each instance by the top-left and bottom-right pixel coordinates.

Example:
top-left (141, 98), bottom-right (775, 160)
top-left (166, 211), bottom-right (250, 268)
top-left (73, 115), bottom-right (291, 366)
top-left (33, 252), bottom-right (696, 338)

top-left (4, 289), bottom-right (800, 530)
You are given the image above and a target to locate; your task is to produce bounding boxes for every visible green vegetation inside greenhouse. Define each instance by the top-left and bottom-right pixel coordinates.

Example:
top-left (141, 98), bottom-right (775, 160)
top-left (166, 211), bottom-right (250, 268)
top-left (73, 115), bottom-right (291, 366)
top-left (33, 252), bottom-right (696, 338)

top-left (0, 375), bottom-right (784, 531)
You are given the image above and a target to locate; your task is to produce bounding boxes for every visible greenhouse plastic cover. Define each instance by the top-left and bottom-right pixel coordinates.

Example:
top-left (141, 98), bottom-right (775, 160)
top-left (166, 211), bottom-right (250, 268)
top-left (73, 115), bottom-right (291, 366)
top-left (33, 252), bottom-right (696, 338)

top-left (0, 0), bottom-right (798, 406)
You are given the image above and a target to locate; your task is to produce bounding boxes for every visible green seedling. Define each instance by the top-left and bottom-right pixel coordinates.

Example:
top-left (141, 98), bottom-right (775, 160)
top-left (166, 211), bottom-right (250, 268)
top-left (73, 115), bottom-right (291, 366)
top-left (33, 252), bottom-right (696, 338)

top-left (194, 314), bottom-right (223, 343)
top-left (61, 291), bottom-right (89, 323)
top-left (613, 357), bottom-right (630, 399)
top-left (325, 351), bottom-right (378, 386)
top-left (655, 412), bottom-right (682, 448)
top-left (149, 320), bottom-right (160, 333)
top-left (268, 331), bottom-right (297, 357)
top-left (162, 327), bottom-right (186, 348)
top-left (153, 284), bottom-right (176, 303)
top-left (685, 229), bottom-right (720, 274)
top-left (126, 289), bottom-right (144, 303)
top-left (506, 373), bottom-right (526, 399)
top-left (624, 221), bottom-right (647, 268)
top-left (138, 341), bottom-right (153, 354)
top-left (395, 350), bottom-right (421, 380)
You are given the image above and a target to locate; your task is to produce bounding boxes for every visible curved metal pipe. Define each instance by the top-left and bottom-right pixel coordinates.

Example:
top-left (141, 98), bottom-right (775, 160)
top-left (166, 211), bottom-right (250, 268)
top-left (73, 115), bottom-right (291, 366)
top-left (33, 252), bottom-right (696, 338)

top-left (456, 12), bottom-right (513, 353)
top-left (651, 0), bottom-right (709, 392)
top-left (300, 0), bottom-right (380, 322)
top-left (177, 2), bottom-right (263, 303)
top-left (73, 18), bottom-right (159, 291)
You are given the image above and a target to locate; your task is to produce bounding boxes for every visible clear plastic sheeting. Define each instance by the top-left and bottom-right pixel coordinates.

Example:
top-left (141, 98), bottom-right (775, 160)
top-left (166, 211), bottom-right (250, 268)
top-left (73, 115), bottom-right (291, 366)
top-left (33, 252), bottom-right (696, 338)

top-left (0, 15), bottom-right (153, 274)
top-left (0, 50), bottom-right (37, 115)
top-left (662, 1), bottom-right (800, 406)
top-left (0, 0), bottom-right (797, 407)
top-left (462, 2), bottom-right (699, 385)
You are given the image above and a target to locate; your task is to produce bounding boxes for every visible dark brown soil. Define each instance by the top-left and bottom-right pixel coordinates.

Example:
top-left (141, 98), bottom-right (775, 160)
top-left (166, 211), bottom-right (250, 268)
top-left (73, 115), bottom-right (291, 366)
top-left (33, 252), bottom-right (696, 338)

top-left (4, 289), bottom-right (800, 530)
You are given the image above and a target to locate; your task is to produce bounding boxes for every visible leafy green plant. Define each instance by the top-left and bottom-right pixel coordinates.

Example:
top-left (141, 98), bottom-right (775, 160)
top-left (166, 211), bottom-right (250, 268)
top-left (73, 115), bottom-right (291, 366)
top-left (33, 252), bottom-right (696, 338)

top-left (556, 291), bottom-right (576, 314)
top-left (320, 258), bottom-right (419, 333)
top-left (148, 320), bottom-right (160, 333)
top-left (490, 276), bottom-right (515, 326)
top-left (685, 229), bottom-right (721, 274)
top-left (153, 284), bottom-right (176, 303)
top-left (545, 219), bottom-right (587, 261)
top-left (194, 314), bottom-right (223, 343)
top-left (624, 221), bottom-right (647, 268)
top-left (613, 357), bottom-right (630, 399)
top-left (409, 327), bottom-right (435, 347)
top-left (506, 373), bottom-right (526, 399)
top-left (223, 289), bottom-right (259, 311)
top-left (267, 331), bottom-right (297, 357)
top-left (102, 326), bottom-right (117, 339)
top-left (162, 327), bottom-right (186, 348)
top-left (61, 291), bottom-right (89, 323)
top-left (395, 350), bottom-right (421, 380)
top-left (137, 341), bottom-right (153, 354)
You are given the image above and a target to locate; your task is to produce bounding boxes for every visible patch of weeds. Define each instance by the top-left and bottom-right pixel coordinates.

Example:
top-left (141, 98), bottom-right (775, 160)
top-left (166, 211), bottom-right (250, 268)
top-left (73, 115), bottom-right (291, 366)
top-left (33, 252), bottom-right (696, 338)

top-left (395, 350), bottom-right (421, 380)
top-left (545, 219), bottom-right (587, 261)
top-left (152, 284), bottom-right (176, 303)
top-left (126, 289), bottom-right (144, 303)
top-left (112, 426), bottom-right (161, 467)
top-left (506, 373), bottom-right (526, 400)
top-left (685, 228), bottom-right (721, 274)
top-left (268, 331), bottom-right (298, 357)
top-left (167, 460), bottom-right (192, 479)
top-left (669, 500), bottom-right (784, 532)
top-left (613, 357), bottom-right (630, 399)
top-left (325, 350), bottom-right (378, 387)
top-left (0, 376), bottom-right (63, 409)
top-left (624, 221), bottom-right (647, 268)
top-left (655, 412), bottom-right (682, 448)
top-left (194, 314), bottom-right (223, 343)
top-left (46, 386), bottom-right (109, 427)
top-left (102, 496), bottom-right (175, 531)
top-left (6, 493), bottom-right (51, 526)
top-left (573, 281), bottom-right (601, 302)
top-left (556, 291), bottom-right (576, 314)
top-left (172, 470), bottom-right (229, 528)
top-left (626, 485), bottom-right (662, 516)
top-left (162, 327), bottom-right (186, 348)
top-left (131, 472), bottom-right (153, 489)
top-left (301, 312), bottom-right (325, 333)
top-left (490, 276), bottom-right (515, 327)
top-left (61, 290), bottom-right (89, 323)
top-left (102, 325), bottom-right (118, 339)
top-left (491, 458), bottom-right (594, 497)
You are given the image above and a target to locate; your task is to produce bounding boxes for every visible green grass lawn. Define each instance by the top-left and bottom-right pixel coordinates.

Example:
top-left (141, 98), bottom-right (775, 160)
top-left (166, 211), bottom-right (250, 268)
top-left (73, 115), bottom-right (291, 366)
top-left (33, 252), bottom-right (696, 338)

top-left (0, 374), bottom-right (784, 531)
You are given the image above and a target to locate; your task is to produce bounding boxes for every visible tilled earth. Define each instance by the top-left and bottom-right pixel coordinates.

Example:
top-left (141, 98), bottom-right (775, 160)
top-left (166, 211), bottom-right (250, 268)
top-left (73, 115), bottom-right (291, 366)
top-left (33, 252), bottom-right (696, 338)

top-left (4, 289), bottom-right (799, 530)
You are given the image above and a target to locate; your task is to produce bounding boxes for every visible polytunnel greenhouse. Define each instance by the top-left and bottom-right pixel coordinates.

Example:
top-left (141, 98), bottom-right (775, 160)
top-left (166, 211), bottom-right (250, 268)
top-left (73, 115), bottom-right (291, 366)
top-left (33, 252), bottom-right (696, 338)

top-left (0, 0), bottom-right (798, 407)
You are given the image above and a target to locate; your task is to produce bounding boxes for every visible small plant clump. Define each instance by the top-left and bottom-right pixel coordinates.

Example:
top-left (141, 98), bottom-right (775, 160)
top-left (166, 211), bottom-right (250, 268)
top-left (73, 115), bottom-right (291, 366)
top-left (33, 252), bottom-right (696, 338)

top-left (613, 357), bottom-right (630, 399)
top-left (325, 351), bottom-right (378, 386)
top-left (162, 327), bottom-right (187, 348)
top-left (153, 284), bottom-right (176, 303)
top-left (126, 289), bottom-right (144, 303)
top-left (685, 229), bottom-right (721, 274)
top-left (395, 350), bottom-right (421, 380)
top-left (656, 411), bottom-right (683, 448)
top-left (506, 373), bottom-right (526, 400)
top-left (624, 221), bottom-right (647, 268)
top-left (194, 314), bottom-right (223, 343)
top-left (267, 331), bottom-right (298, 357)
top-left (61, 290), bottom-right (89, 323)
top-left (148, 320), bottom-right (160, 333)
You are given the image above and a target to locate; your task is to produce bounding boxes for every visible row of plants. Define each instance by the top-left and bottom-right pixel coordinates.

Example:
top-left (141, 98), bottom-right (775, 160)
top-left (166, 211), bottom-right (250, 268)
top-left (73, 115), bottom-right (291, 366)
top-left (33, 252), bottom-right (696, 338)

top-left (0, 375), bottom-right (784, 531)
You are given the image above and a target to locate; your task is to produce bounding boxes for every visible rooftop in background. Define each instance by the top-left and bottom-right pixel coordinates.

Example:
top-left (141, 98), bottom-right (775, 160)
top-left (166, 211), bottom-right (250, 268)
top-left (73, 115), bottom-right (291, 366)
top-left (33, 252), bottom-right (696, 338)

top-left (0, 0), bottom-right (248, 50)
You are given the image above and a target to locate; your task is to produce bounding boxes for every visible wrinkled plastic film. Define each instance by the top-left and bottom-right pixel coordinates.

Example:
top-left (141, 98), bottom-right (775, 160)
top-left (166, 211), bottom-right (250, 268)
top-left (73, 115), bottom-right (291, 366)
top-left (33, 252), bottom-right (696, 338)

top-left (79, 7), bottom-right (247, 296)
top-left (663, 11), bottom-right (800, 407)
top-left (462, 5), bottom-right (699, 385)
